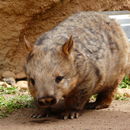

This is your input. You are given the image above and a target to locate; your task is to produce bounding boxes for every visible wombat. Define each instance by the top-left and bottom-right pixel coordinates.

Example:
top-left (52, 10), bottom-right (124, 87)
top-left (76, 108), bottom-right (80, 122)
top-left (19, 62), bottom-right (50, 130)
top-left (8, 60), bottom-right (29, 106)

top-left (24, 12), bottom-right (130, 119)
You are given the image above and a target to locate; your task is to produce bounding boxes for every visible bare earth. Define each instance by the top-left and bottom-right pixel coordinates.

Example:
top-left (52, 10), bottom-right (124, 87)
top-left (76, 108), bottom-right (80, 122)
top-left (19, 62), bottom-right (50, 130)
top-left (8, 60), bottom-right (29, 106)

top-left (0, 100), bottom-right (130, 130)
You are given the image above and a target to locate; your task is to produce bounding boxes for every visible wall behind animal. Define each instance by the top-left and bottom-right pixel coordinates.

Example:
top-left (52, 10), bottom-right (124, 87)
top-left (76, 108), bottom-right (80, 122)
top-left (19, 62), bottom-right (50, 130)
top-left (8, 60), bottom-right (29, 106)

top-left (0, 0), bottom-right (130, 79)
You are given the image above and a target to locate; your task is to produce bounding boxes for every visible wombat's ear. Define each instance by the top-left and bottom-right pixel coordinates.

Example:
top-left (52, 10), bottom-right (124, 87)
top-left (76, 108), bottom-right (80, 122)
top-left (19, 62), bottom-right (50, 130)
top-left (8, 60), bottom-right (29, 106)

top-left (62, 36), bottom-right (73, 56)
top-left (24, 36), bottom-right (34, 51)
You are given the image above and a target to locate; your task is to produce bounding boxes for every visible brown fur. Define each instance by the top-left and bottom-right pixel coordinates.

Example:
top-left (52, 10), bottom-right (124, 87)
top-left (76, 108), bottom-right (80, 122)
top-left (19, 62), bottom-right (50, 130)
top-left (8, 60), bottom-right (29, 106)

top-left (25, 12), bottom-right (130, 119)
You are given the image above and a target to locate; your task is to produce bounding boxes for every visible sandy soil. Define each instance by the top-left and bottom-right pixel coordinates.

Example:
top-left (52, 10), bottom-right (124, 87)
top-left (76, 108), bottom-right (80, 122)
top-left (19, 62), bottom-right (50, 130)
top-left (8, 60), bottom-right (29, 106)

top-left (0, 100), bottom-right (130, 130)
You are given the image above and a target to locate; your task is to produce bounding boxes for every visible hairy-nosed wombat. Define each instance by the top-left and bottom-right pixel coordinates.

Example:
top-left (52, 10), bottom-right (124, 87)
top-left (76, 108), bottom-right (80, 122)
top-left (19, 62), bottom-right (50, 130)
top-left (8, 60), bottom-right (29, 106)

top-left (24, 12), bottom-right (130, 119)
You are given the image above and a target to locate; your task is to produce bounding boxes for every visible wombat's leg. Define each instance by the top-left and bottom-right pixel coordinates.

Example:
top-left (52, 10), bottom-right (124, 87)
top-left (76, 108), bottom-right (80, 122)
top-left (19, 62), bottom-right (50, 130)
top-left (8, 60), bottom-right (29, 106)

top-left (87, 76), bottom-right (124, 109)
top-left (61, 87), bottom-right (90, 119)
top-left (87, 88), bottom-right (116, 109)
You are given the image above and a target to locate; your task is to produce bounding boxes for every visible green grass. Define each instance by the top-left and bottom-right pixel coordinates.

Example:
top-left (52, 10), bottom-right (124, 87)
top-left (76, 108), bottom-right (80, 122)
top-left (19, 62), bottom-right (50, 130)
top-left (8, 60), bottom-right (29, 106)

top-left (119, 76), bottom-right (130, 89)
top-left (115, 76), bottom-right (130, 100)
top-left (0, 85), bottom-right (33, 118)
top-left (0, 85), bottom-right (17, 94)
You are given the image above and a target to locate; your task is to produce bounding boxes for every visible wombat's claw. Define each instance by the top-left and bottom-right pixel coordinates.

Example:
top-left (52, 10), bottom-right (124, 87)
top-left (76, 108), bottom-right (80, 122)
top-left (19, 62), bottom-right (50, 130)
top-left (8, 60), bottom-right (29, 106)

top-left (31, 113), bottom-right (49, 118)
top-left (61, 111), bottom-right (80, 120)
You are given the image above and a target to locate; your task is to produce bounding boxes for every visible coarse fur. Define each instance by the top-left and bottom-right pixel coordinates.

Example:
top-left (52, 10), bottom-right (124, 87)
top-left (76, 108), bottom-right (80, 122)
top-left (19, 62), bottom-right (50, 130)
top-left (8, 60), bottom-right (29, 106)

top-left (25, 12), bottom-right (130, 119)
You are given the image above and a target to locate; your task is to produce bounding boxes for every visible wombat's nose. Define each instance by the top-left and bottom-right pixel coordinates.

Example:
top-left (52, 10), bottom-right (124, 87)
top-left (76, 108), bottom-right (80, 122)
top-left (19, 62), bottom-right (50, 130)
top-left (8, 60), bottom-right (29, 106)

top-left (38, 96), bottom-right (56, 106)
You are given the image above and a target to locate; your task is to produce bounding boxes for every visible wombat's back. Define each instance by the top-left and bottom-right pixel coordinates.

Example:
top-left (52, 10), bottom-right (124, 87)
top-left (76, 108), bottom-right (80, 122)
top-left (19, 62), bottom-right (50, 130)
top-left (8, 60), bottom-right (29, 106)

top-left (36, 12), bottom-right (129, 59)
top-left (36, 12), bottom-right (129, 83)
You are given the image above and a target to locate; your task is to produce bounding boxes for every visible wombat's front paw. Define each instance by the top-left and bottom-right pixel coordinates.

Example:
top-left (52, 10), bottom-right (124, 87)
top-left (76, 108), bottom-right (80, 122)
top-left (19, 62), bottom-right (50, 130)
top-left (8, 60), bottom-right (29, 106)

top-left (31, 113), bottom-right (49, 118)
top-left (60, 110), bottom-right (80, 120)
top-left (31, 112), bottom-right (49, 118)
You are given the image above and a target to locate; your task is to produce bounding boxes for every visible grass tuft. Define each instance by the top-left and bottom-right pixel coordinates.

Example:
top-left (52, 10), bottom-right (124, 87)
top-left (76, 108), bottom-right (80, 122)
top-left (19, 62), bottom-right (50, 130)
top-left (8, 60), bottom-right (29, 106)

top-left (0, 85), bottom-right (33, 118)
top-left (119, 76), bottom-right (130, 89)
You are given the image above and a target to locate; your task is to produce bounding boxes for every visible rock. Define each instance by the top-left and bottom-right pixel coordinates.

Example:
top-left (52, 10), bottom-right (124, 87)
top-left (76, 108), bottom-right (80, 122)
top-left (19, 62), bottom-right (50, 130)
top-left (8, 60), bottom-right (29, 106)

top-left (16, 81), bottom-right (28, 91)
top-left (0, 81), bottom-right (12, 88)
top-left (15, 72), bottom-right (26, 79)
top-left (123, 88), bottom-right (130, 98)
top-left (0, 81), bottom-right (4, 86)
top-left (0, 81), bottom-right (9, 88)
top-left (116, 88), bottom-right (130, 98)
top-left (2, 71), bottom-right (16, 78)
top-left (116, 88), bottom-right (124, 96)
top-left (2, 77), bottom-right (16, 86)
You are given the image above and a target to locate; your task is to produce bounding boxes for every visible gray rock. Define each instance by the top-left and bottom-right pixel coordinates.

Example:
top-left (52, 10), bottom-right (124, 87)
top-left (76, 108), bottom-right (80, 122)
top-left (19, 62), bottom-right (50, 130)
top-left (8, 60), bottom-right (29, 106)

top-left (16, 81), bottom-right (28, 91)
top-left (2, 77), bottom-right (16, 86)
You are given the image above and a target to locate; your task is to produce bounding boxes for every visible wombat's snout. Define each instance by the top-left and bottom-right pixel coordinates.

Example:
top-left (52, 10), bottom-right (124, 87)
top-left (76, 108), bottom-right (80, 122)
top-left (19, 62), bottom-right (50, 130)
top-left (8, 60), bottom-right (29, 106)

top-left (38, 96), bottom-right (57, 106)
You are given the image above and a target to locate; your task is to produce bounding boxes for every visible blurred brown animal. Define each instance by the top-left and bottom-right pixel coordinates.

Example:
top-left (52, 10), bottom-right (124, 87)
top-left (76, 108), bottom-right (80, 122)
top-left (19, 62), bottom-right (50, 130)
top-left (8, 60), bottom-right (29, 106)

top-left (24, 12), bottom-right (130, 119)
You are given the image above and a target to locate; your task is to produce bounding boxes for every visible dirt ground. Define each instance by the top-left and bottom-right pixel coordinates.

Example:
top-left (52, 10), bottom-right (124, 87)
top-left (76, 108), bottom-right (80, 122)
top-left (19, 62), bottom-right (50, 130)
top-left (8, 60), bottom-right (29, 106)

top-left (0, 100), bottom-right (130, 130)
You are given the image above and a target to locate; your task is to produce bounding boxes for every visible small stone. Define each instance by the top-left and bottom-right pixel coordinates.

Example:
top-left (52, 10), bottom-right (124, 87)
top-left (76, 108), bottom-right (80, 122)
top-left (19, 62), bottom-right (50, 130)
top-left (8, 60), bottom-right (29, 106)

top-left (116, 88), bottom-right (130, 98)
top-left (15, 72), bottom-right (26, 79)
top-left (16, 81), bottom-right (28, 91)
top-left (0, 81), bottom-right (11, 88)
top-left (0, 81), bottom-right (5, 86)
top-left (2, 71), bottom-right (16, 78)
top-left (2, 77), bottom-right (16, 86)
top-left (116, 88), bottom-right (124, 96)
top-left (123, 88), bottom-right (130, 98)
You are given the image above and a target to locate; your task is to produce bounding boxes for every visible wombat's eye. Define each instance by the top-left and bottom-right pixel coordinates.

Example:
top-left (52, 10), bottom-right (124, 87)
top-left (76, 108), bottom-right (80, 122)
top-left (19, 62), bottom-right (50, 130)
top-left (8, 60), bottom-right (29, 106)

top-left (55, 76), bottom-right (64, 83)
top-left (30, 78), bottom-right (35, 85)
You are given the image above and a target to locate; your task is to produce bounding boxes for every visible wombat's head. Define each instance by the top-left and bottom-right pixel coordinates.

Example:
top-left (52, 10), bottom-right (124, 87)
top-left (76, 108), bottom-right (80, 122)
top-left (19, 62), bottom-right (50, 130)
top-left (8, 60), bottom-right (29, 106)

top-left (24, 36), bottom-right (79, 107)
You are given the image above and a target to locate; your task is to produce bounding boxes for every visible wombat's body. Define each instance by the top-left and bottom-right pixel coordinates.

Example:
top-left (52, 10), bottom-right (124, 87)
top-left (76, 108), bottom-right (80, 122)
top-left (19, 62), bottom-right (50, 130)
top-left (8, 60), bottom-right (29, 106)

top-left (25, 12), bottom-right (129, 119)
